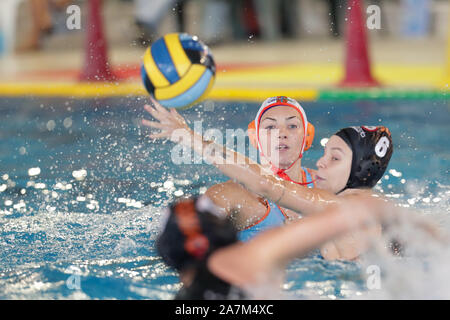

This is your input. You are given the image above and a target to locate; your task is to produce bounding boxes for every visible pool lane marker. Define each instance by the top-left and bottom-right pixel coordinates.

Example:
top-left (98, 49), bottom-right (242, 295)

top-left (0, 82), bottom-right (447, 100)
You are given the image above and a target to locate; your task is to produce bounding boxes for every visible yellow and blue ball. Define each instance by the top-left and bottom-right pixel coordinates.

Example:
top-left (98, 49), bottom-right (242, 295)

top-left (141, 33), bottom-right (216, 109)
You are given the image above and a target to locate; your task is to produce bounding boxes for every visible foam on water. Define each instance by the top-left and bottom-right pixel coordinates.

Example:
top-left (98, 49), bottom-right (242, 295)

top-left (357, 191), bottom-right (450, 299)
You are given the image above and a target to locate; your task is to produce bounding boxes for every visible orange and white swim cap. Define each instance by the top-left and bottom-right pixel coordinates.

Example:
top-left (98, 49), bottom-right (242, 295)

top-left (248, 96), bottom-right (314, 157)
top-left (247, 96), bottom-right (315, 185)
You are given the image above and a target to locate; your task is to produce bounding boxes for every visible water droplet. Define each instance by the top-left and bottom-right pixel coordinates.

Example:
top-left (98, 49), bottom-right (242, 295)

top-left (46, 120), bottom-right (56, 131)
top-left (320, 138), bottom-right (329, 146)
top-left (28, 167), bottom-right (41, 176)
top-left (72, 169), bottom-right (87, 181)
top-left (63, 117), bottom-right (73, 128)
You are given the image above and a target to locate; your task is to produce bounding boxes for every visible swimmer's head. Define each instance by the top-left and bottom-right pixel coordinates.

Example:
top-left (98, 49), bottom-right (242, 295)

top-left (315, 126), bottom-right (393, 194)
top-left (156, 196), bottom-right (238, 272)
top-left (248, 96), bottom-right (314, 171)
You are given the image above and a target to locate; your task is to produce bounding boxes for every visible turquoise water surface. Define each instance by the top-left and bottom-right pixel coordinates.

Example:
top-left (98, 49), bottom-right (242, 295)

top-left (0, 97), bottom-right (448, 299)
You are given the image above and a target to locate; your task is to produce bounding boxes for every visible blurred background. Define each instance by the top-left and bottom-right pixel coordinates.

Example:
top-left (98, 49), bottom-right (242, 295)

top-left (0, 0), bottom-right (448, 91)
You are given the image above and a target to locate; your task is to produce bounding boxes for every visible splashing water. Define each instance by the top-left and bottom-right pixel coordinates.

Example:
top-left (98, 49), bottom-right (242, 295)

top-left (357, 191), bottom-right (450, 300)
top-left (0, 97), bottom-right (448, 299)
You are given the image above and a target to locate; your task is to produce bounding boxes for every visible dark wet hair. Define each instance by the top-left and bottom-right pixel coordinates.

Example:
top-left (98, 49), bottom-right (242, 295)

top-left (156, 196), bottom-right (238, 271)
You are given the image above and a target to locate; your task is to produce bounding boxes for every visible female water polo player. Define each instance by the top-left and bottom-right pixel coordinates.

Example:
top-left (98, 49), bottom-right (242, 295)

top-left (142, 98), bottom-right (394, 260)
top-left (157, 194), bottom-right (393, 300)
top-left (145, 96), bottom-right (315, 242)
top-left (204, 96), bottom-right (316, 241)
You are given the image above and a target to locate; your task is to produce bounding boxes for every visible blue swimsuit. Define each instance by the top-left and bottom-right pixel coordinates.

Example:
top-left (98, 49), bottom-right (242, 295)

top-left (238, 167), bottom-right (315, 242)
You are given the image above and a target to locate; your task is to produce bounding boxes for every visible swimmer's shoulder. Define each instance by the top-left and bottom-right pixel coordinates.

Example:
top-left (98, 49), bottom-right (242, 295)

top-left (206, 180), bottom-right (264, 202)
top-left (339, 189), bottom-right (388, 212)
top-left (339, 188), bottom-right (389, 206)
top-left (205, 180), bottom-right (267, 217)
top-left (339, 188), bottom-right (374, 198)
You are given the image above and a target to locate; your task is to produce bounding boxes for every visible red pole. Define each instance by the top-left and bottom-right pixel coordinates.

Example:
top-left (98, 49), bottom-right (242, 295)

top-left (80, 0), bottom-right (115, 82)
top-left (339, 0), bottom-right (379, 87)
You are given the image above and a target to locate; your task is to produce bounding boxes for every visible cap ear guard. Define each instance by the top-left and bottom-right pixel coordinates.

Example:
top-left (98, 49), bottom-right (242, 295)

top-left (248, 120), bottom-right (258, 149)
top-left (184, 234), bottom-right (210, 259)
top-left (304, 122), bottom-right (314, 151)
top-left (157, 197), bottom-right (238, 271)
top-left (174, 200), bottom-right (210, 260)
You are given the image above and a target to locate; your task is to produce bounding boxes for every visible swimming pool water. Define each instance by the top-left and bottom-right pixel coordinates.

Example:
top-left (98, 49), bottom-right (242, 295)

top-left (0, 97), bottom-right (449, 299)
